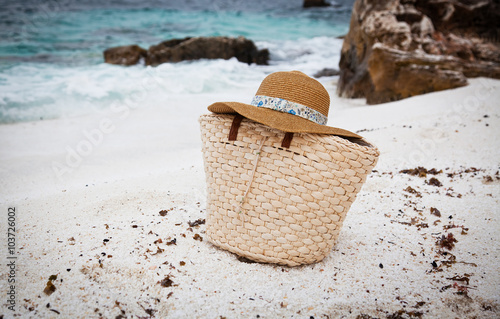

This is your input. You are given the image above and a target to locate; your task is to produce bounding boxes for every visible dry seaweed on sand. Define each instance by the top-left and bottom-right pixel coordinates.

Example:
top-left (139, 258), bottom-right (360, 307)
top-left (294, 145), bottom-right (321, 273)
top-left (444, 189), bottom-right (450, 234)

top-left (404, 186), bottom-right (422, 197)
top-left (43, 275), bottom-right (58, 296)
top-left (436, 233), bottom-right (458, 250)
top-left (159, 208), bottom-right (173, 216)
top-left (158, 275), bottom-right (176, 288)
top-left (426, 177), bottom-right (443, 187)
top-left (430, 207), bottom-right (441, 217)
top-left (188, 219), bottom-right (206, 227)
top-left (400, 167), bottom-right (442, 177)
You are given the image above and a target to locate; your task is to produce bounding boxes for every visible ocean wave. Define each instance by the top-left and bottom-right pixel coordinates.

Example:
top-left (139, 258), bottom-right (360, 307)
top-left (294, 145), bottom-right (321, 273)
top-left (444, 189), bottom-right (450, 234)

top-left (0, 35), bottom-right (344, 123)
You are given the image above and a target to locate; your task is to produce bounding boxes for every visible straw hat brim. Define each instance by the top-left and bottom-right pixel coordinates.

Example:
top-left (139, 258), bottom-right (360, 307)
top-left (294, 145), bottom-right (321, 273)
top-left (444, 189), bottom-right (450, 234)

top-left (207, 101), bottom-right (362, 139)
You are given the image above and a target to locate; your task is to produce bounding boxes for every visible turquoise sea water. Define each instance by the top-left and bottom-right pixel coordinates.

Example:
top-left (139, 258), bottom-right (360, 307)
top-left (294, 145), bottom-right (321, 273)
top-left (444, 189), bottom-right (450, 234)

top-left (0, 0), bottom-right (354, 123)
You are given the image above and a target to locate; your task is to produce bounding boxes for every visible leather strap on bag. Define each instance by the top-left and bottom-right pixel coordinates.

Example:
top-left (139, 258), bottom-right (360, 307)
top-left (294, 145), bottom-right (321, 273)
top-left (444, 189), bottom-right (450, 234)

top-left (228, 114), bottom-right (244, 141)
top-left (228, 114), bottom-right (294, 148)
top-left (281, 132), bottom-right (294, 148)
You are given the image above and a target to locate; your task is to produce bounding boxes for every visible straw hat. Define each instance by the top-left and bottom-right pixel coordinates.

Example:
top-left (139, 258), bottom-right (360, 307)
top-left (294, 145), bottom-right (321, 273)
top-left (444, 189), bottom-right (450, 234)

top-left (208, 70), bottom-right (361, 139)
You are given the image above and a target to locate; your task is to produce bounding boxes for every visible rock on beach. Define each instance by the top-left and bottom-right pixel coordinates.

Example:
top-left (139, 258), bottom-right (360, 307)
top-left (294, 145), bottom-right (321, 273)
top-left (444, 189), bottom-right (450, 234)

top-left (337, 0), bottom-right (500, 104)
top-left (303, 0), bottom-right (330, 8)
top-left (103, 45), bottom-right (148, 66)
top-left (104, 36), bottom-right (269, 66)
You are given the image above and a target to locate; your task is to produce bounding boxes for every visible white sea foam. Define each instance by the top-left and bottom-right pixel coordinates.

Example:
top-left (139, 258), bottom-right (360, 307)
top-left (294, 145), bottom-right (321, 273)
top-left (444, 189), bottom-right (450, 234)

top-left (0, 36), bottom-right (344, 123)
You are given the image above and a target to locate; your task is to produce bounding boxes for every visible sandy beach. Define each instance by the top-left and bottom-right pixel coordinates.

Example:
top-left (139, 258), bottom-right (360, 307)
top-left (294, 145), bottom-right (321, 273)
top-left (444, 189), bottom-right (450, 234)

top-left (1, 77), bottom-right (499, 318)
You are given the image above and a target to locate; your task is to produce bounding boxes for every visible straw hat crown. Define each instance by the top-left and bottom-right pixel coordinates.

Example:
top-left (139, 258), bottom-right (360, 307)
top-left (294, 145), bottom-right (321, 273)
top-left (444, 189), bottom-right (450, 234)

top-left (208, 70), bottom-right (361, 138)
top-left (254, 71), bottom-right (330, 118)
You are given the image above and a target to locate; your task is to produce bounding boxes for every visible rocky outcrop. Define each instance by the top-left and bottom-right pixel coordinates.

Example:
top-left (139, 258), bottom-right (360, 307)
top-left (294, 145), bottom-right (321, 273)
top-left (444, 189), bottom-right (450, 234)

top-left (146, 36), bottom-right (269, 66)
top-left (103, 36), bottom-right (269, 67)
top-left (313, 68), bottom-right (340, 78)
top-left (338, 0), bottom-right (500, 104)
top-left (103, 45), bottom-right (147, 66)
top-left (367, 44), bottom-right (468, 104)
top-left (303, 0), bottom-right (330, 8)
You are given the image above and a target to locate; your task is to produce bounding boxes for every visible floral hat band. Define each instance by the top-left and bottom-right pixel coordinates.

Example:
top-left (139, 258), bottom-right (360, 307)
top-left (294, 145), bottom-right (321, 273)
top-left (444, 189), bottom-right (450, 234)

top-left (250, 95), bottom-right (328, 125)
top-left (207, 71), bottom-right (362, 139)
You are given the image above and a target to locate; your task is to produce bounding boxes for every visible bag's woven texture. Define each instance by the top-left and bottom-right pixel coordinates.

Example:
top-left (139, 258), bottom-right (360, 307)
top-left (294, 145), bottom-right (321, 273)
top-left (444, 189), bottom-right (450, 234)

top-left (199, 114), bottom-right (379, 266)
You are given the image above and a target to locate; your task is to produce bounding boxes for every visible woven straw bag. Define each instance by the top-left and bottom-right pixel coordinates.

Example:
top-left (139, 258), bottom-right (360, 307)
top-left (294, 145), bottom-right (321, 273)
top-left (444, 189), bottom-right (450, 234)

top-left (199, 113), bottom-right (379, 266)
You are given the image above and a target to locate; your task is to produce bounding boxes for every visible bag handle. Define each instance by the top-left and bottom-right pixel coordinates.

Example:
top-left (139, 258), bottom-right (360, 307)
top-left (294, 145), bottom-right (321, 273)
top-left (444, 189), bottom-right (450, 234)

top-left (228, 114), bottom-right (294, 148)
top-left (228, 114), bottom-right (244, 141)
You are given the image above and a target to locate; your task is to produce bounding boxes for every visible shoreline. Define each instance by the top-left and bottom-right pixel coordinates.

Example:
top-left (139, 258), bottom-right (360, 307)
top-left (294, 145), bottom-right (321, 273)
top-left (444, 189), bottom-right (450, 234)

top-left (1, 78), bottom-right (499, 318)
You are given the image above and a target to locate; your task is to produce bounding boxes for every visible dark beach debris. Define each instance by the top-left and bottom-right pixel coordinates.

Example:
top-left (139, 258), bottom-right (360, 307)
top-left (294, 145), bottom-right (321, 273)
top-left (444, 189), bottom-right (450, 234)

top-left (158, 275), bottom-right (176, 288)
top-left (167, 292), bottom-right (174, 299)
top-left (446, 167), bottom-right (484, 179)
top-left (447, 274), bottom-right (471, 285)
top-left (379, 263), bottom-right (384, 269)
top-left (166, 238), bottom-right (177, 246)
top-left (159, 208), bottom-right (173, 216)
top-left (43, 275), bottom-right (58, 296)
top-left (391, 217), bottom-right (429, 230)
top-left (430, 207), bottom-right (441, 217)
top-left (188, 219), bottom-right (206, 227)
top-left (445, 188), bottom-right (463, 198)
top-left (144, 308), bottom-right (156, 317)
top-left (154, 238), bottom-right (163, 244)
top-left (431, 250), bottom-right (476, 273)
top-left (179, 261), bottom-right (186, 266)
top-left (436, 233), bottom-right (458, 250)
top-left (415, 301), bottom-right (426, 308)
top-left (404, 186), bottom-right (422, 197)
top-left (386, 309), bottom-right (424, 319)
top-left (149, 246), bottom-right (164, 255)
top-left (426, 177), bottom-right (443, 187)
top-left (193, 234), bottom-right (203, 242)
top-left (356, 127), bottom-right (386, 134)
top-left (482, 174), bottom-right (499, 183)
top-left (443, 224), bottom-right (469, 235)
top-left (50, 309), bottom-right (61, 315)
top-left (441, 282), bottom-right (470, 296)
top-left (114, 300), bottom-right (127, 319)
top-left (400, 167), bottom-right (442, 178)
top-left (483, 175), bottom-right (494, 183)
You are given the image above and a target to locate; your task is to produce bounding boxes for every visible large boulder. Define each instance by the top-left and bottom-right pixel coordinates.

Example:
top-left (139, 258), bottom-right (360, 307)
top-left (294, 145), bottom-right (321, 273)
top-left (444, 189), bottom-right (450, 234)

top-left (103, 45), bottom-right (147, 66)
top-left (367, 44), bottom-right (468, 104)
top-left (103, 36), bottom-right (269, 67)
top-left (146, 36), bottom-right (269, 66)
top-left (303, 0), bottom-right (330, 8)
top-left (338, 0), bottom-right (500, 104)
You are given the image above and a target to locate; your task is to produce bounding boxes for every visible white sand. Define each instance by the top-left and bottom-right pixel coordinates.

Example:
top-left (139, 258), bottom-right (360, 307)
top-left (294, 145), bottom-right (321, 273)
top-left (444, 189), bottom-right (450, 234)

top-left (1, 78), bottom-right (499, 318)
